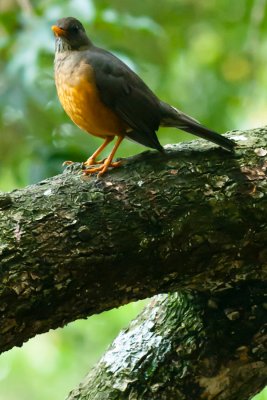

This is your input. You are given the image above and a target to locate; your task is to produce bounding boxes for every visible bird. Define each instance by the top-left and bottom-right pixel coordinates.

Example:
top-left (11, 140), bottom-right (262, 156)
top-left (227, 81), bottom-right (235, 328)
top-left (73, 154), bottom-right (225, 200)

top-left (51, 17), bottom-right (235, 177)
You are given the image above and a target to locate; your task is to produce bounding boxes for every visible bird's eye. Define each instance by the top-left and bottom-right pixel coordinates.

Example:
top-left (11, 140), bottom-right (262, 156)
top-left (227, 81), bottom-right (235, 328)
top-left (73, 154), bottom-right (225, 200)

top-left (71, 25), bottom-right (79, 33)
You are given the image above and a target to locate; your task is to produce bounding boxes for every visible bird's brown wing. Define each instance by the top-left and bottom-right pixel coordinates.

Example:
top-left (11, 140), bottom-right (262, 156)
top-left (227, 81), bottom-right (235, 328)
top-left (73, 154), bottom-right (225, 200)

top-left (85, 47), bottom-right (163, 151)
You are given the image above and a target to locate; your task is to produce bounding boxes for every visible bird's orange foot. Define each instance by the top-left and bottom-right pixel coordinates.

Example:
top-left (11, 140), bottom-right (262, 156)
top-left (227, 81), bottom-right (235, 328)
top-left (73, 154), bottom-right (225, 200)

top-left (83, 158), bottom-right (105, 167)
top-left (63, 160), bottom-right (74, 166)
top-left (83, 160), bottom-right (122, 177)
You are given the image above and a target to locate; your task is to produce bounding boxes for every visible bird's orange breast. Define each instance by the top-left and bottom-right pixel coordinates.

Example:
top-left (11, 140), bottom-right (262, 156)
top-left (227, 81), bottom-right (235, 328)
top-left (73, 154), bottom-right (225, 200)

top-left (55, 61), bottom-right (125, 138)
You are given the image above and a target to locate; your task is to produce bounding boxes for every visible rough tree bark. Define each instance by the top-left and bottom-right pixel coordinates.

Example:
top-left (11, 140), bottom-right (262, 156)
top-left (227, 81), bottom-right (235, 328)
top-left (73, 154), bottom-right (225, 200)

top-left (0, 127), bottom-right (266, 399)
top-left (67, 290), bottom-right (266, 400)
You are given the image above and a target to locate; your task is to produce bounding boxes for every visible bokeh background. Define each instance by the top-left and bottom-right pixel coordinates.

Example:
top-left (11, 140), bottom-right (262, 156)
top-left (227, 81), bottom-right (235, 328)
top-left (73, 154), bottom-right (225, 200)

top-left (0, 0), bottom-right (266, 399)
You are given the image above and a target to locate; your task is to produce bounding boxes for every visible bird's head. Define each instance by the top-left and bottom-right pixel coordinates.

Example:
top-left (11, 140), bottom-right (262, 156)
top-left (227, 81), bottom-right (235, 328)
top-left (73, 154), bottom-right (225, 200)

top-left (51, 17), bottom-right (92, 52)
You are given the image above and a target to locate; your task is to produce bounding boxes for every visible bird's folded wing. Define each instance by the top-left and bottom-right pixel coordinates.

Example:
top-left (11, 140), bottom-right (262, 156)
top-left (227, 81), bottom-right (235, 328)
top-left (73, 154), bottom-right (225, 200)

top-left (86, 47), bottom-right (163, 150)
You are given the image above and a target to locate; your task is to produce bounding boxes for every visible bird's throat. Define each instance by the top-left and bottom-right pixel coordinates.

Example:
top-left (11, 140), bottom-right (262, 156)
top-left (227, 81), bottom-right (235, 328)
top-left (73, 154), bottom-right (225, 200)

top-left (55, 38), bottom-right (72, 53)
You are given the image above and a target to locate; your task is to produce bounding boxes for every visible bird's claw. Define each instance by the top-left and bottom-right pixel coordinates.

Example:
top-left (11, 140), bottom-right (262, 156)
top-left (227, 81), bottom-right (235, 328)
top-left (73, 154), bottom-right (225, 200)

top-left (82, 158), bottom-right (106, 168)
top-left (62, 160), bottom-right (74, 166)
top-left (83, 160), bottom-right (122, 177)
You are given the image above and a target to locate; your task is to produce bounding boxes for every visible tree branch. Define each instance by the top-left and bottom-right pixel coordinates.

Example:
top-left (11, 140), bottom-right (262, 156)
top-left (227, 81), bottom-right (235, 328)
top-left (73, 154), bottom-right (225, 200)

top-left (67, 288), bottom-right (267, 400)
top-left (0, 128), bottom-right (266, 355)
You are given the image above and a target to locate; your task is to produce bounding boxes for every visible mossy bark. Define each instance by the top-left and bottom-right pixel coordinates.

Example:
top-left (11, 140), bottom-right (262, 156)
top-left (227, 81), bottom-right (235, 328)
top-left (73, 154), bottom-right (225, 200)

top-left (0, 128), bottom-right (266, 368)
top-left (67, 288), bottom-right (266, 400)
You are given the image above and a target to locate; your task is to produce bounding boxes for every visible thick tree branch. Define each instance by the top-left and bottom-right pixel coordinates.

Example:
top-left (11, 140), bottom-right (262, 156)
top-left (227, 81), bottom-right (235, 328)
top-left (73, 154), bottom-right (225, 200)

top-left (67, 288), bottom-right (267, 400)
top-left (0, 128), bottom-right (266, 354)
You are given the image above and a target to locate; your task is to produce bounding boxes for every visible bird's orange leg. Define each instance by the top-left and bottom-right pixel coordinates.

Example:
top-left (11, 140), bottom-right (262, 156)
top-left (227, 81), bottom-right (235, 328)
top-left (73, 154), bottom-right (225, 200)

top-left (83, 137), bottom-right (114, 167)
top-left (83, 136), bottom-right (124, 177)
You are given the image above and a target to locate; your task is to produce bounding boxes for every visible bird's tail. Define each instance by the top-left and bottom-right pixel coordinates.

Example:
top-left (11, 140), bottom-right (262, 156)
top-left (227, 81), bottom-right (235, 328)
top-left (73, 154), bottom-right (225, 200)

top-left (160, 102), bottom-right (235, 152)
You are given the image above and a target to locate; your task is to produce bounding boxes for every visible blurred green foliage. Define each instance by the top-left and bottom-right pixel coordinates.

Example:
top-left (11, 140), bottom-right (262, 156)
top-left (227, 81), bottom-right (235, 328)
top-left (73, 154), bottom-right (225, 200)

top-left (0, 0), bottom-right (266, 399)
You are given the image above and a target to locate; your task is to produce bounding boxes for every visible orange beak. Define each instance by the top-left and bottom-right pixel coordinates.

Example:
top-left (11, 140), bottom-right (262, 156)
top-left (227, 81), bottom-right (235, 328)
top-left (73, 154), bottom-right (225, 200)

top-left (51, 25), bottom-right (66, 37)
